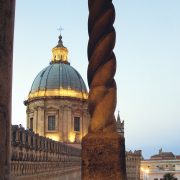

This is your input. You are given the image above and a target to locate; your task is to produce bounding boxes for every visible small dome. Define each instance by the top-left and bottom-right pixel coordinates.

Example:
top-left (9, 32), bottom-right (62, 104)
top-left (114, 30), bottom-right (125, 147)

top-left (28, 62), bottom-right (88, 100)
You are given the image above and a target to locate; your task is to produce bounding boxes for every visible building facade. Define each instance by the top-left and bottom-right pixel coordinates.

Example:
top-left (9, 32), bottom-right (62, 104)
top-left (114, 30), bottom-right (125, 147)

top-left (24, 34), bottom-right (89, 144)
top-left (140, 149), bottom-right (180, 180)
top-left (126, 150), bottom-right (142, 180)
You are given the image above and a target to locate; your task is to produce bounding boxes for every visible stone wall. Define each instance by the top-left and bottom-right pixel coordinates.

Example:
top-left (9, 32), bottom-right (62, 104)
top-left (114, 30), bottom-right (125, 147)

top-left (11, 125), bottom-right (81, 179)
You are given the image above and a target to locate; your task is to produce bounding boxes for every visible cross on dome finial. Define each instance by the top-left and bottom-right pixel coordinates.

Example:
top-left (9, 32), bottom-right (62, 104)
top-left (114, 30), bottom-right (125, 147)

top-left (57, 26), bottom-right (63, 35)
top-left (57, 26), bottom-right (64, 46)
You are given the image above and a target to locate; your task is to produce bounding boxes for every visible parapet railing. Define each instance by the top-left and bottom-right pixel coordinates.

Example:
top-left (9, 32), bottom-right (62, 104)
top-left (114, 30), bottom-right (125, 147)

top-left (11, 125), bottom-right (81, 177)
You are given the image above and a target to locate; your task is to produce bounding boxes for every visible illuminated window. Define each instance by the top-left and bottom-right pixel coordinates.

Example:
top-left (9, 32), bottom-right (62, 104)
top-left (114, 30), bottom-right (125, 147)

top-left (74, 117), bottom-right (80, 132)
top-left (30, 118), bottom-right (33, 130)
top-left (48, 116), bottom-right (56, 131)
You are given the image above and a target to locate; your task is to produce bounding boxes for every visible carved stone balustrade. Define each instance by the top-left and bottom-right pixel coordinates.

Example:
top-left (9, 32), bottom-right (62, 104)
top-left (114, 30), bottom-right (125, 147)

top-left (11, 125), bottom-right (81, 178)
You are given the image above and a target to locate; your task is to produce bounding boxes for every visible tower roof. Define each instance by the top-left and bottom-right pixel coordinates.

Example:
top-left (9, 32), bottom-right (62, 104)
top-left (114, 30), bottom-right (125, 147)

top-left (117, 111), bottom-right (121, 123)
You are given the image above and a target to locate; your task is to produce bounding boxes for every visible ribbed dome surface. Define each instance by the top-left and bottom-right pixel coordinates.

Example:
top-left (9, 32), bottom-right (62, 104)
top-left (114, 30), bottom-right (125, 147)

top-left (28, 62), bottom-right (88, 100)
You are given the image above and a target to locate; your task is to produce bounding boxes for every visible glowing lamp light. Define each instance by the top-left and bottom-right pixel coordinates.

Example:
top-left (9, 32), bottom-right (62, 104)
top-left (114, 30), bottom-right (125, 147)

top-left (145, 169), bottom-right (149, 174)
top-left (141, 167), bottom-right (150, 173)
top-left (69, 132), bottom-right (75, 143)
top-left (46, 134), bottom-right (60, 141)
top-left (28, 88), bottom-right (88, 100)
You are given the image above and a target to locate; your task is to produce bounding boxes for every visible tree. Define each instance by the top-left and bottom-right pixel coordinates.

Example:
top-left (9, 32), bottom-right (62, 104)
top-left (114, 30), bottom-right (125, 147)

top-left (163, 173), bottom-right (176, 180)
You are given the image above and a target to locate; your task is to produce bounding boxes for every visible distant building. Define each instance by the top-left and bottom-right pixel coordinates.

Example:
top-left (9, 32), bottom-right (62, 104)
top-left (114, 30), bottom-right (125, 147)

top-left (126, 150), bottom-right (142, 180)
top-left (140, 149), bottom-right (180, 180)
top-left (116, 112), bottom-right (142, 180)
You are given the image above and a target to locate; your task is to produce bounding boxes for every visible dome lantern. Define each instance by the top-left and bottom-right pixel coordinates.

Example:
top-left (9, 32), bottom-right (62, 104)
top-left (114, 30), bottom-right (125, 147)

top-left (51, 34), bottom-right (68, 64)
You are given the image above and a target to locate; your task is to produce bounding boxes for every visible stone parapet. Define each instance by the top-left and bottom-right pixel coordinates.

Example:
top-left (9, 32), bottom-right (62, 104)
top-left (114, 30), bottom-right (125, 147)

top-left (11, 161), bottom-right (80, 178)
top-left (11, 125), bottom-right (81, 178)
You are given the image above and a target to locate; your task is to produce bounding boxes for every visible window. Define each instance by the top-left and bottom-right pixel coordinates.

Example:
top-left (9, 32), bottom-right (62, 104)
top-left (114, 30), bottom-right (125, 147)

top-left (74, 117), bottom-right (80, 132)
top-left (48, 116), bottom-right (56, 130)
top-left (30, 118), bottom-right (33, 130)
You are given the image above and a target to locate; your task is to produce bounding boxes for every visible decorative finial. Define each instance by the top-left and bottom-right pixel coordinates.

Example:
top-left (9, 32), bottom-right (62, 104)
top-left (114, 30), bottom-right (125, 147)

top-left (117, 111), bottom-right (121, 122)
top-left (56, 27), bottom-right (64, 47)
top-left (159, 148), bottom-right (162, 154)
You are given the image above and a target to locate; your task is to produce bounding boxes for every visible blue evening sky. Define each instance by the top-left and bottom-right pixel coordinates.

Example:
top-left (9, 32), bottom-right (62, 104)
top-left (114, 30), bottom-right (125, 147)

top-left (12, 0), bottom-right (180, 158)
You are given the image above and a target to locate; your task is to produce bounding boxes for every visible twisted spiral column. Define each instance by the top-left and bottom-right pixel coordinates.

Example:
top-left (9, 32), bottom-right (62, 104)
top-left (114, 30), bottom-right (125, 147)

top-left (88, 0), bottom-right (117, 133)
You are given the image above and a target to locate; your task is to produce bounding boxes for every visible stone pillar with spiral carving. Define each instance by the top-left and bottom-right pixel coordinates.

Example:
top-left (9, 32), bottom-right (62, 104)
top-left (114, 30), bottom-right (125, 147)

top-left (82, 0), bottom-right (127, 179)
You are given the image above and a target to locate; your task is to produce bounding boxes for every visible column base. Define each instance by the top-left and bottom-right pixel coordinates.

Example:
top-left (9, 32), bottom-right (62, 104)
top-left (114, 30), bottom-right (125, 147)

top-left (82, 132), bottom-right (127, 180)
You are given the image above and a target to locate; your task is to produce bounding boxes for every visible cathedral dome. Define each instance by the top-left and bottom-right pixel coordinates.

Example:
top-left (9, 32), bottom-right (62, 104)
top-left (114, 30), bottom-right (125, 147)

top-left (28, 35), bottom-right (88, 101)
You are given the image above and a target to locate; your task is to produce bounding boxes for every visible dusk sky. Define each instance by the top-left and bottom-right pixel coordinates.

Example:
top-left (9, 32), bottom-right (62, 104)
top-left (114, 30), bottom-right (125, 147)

top-left (12, 0), bottom-right (180, 158)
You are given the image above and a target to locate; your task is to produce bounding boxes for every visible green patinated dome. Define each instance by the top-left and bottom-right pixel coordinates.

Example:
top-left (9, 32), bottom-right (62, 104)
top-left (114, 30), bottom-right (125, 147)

top-left (28, 35), bottom-right (88, 101)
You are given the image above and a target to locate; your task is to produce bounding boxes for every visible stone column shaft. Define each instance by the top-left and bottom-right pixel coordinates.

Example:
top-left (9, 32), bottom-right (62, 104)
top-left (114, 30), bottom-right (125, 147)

top-left (82, 0), bottom-right (127, 179)
top-left (0, 0), bottom-right (16, 179)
